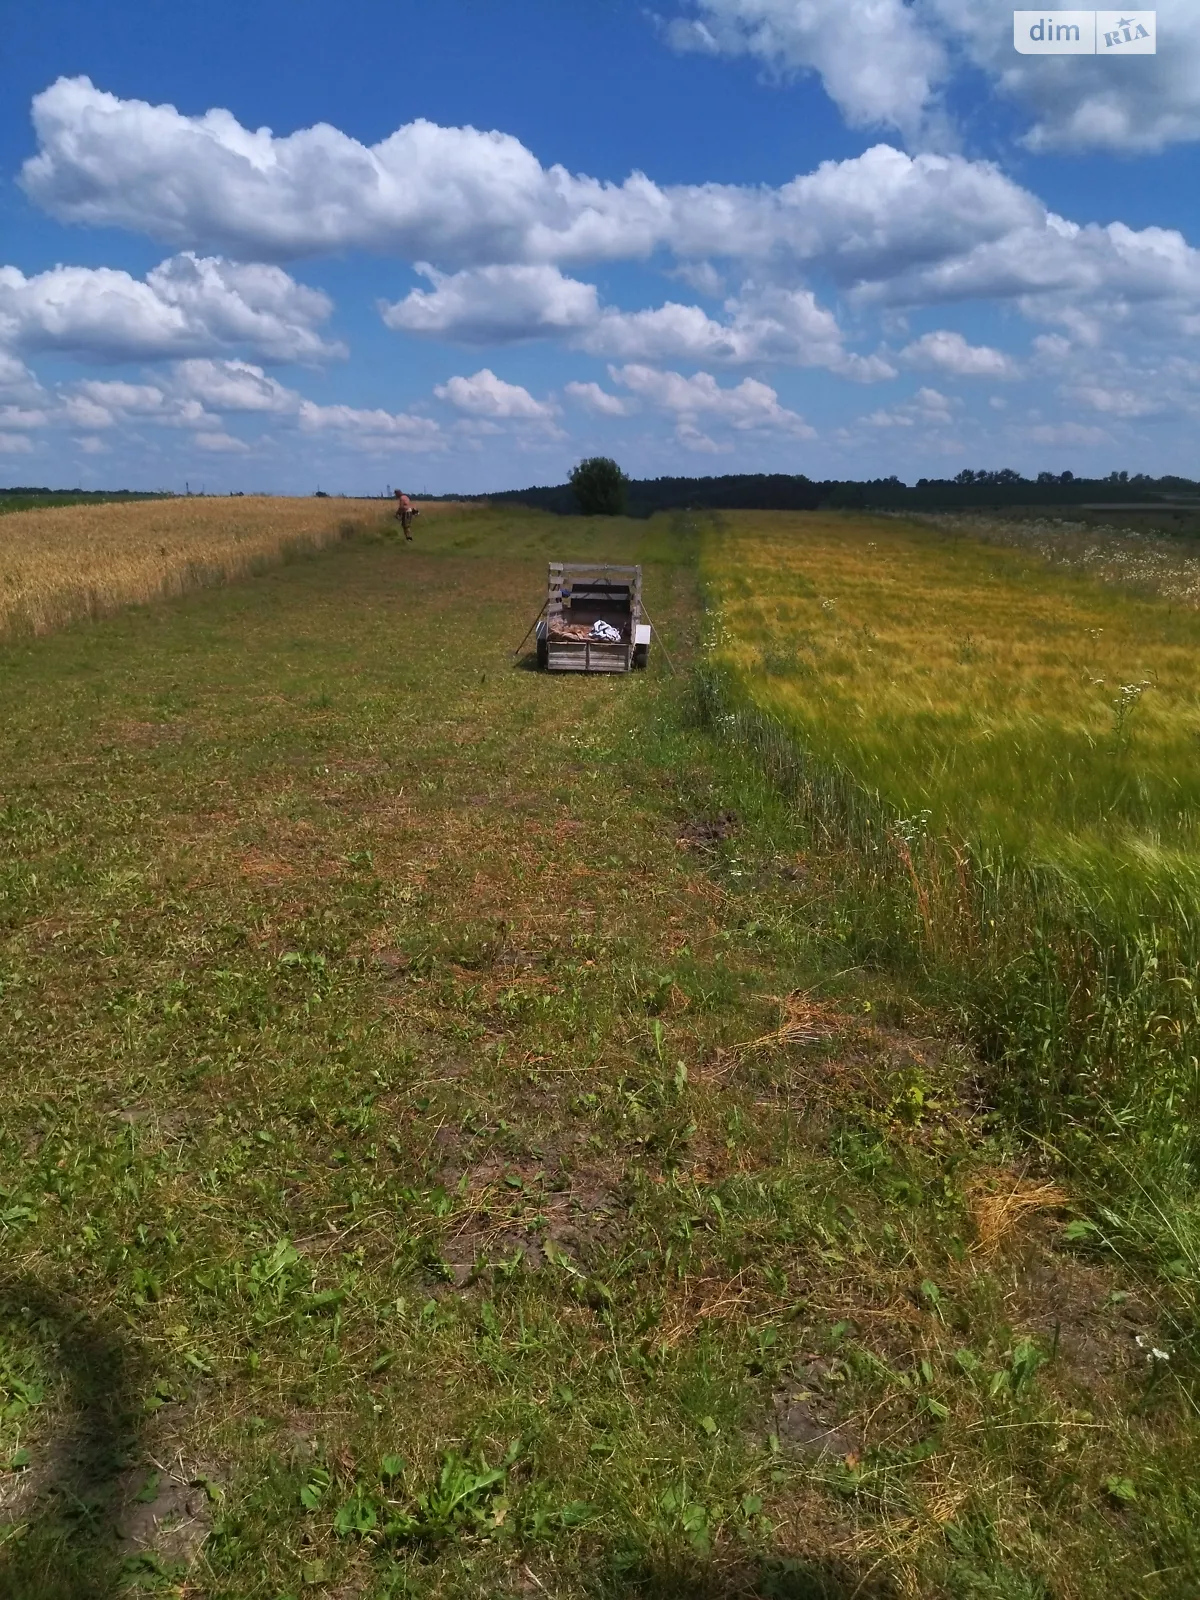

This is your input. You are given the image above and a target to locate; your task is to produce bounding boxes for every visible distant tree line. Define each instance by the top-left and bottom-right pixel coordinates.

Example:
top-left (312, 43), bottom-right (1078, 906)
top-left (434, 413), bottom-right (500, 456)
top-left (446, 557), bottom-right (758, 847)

top-left (0, 487), bottom-right (170, 497)
top-left (468, 469), bottom-right (1200, 518)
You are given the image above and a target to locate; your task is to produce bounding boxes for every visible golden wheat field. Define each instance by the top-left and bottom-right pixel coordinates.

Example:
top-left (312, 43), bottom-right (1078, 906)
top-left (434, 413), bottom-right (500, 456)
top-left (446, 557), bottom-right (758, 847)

top-left (0, 495), bottom-right (463, 637)
top-left (703, 510), bottom-right (1200, 897)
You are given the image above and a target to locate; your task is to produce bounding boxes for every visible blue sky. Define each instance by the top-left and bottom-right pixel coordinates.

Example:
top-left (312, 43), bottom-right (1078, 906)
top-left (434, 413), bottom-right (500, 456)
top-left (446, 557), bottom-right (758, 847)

top-left (3, 0), bottom-right (1200, 492)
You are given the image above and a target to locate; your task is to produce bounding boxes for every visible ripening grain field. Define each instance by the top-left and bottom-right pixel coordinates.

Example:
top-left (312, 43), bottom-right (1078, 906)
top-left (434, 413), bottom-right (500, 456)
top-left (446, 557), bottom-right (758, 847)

top-left (703, 511), bottom-right (1200, 895)
top-left (702, 510), bottom-right (1200, 1205)
top-left (0, 495), bottom-right (444, 638)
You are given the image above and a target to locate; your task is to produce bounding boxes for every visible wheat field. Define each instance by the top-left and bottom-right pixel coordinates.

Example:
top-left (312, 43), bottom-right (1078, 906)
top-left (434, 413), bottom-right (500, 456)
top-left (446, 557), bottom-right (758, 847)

top-left (703, 509), bottom-right (1200, 900)
top-left (700, 508), bottom-right (1200, 1181)
top-left (0, 495), bottom-right (460, 638)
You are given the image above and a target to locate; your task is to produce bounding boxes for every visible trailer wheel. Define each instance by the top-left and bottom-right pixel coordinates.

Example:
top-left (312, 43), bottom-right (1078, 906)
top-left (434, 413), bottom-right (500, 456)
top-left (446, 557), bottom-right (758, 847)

top-left (632, 643), bottom-right (648, 670)
top-left (536, 638), bottom-right (549, 670)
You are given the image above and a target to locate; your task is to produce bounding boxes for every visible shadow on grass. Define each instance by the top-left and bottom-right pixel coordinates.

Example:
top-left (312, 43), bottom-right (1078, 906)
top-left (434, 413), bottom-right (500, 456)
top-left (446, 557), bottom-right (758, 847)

top-left (0, 1283), bottom-right (895, 1600)
top-left (0, 1277), bottom-right (145, 1600)
top-left (593, 1551), bottom-right (896, 1600)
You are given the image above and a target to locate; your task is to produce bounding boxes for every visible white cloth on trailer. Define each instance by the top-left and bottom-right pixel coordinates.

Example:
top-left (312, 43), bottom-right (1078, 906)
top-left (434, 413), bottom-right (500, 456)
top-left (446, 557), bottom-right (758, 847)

top-left (591, 619), bottom-right (621, 642)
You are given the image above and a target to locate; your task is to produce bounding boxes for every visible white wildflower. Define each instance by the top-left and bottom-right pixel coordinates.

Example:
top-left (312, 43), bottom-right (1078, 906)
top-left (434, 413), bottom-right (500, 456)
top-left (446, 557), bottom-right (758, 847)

top-left (1135, 1334), bottom-right (1170, 1363)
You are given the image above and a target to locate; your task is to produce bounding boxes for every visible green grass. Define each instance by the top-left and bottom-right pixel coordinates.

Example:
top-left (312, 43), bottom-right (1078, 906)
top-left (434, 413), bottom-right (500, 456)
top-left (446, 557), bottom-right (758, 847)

top-left (1, 507), bottom-right (1198, 1598)
top-left (0, 492), bottom-right (171, 517)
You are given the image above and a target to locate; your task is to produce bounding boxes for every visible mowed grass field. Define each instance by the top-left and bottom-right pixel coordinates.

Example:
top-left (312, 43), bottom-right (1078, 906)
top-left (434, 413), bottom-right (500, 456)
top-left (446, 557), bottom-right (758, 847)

top-left (1, 505), bottom-right (1199, 1598)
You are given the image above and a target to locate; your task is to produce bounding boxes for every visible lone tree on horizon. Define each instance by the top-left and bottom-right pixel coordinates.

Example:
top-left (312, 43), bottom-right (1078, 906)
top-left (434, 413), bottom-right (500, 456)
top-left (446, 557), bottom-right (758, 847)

top-left (569, 456), bottom-right (628, 516)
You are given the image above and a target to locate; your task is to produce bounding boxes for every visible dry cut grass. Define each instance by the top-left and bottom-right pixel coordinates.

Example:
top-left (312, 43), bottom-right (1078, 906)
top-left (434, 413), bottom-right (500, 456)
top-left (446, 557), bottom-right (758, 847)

top-left (0, 495), bottom-right (457, 638)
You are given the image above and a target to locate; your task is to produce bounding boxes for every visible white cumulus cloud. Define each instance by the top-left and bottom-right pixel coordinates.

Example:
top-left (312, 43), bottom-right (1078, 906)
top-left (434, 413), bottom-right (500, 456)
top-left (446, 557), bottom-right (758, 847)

top-left (926, 0), bottom-right (1200, 153)
top-left (434, 368), bottom-right (554, 419)
top-left (676, 421), bottom-right (726, 453)
top-left (25, 81), bottom-right (1200, 351)
top-left (0, 253), bottom-right (342, 364)
top-left (61, 394), bottom-right (119, 429)
top-left (583, 301), bottom-right (749, 363)
top-left (297, 400), bottom-right (444, 452)
top-left (610, 363), bottom-right (814, 435)
top-left (21, 77), bottom-right (674, 267)
top-left (61, 378), bottom-right (221, 431)
top-left (0, 405), bottom-right (49, 430)
top-left (669, 260), bottom-right (726, 297)
top-left (0, 352), bottom-right (43, 403)
top-left (383, 263), bottom-right (890, 378)
top-left (671, 0), bottom-right (1200, 155)
top-left (172, 358), bottom-right (300, 412)
top-left (1065, 383), bottom-right (1165, 419)
top-left (564, 381), bottom-right (631, 416)
top-left (666, 0), bottom-right (948, 143)
top-left (1026, 420), bottom-right (1111, 446)
top-left (900, 329), bottom-right (1016, 377)
top-left (583, 283), bottom-right (893, 378)
top-left (12, 78), bottom-right (1044, 278)
top-left (193, 430), bottom-right (251, 453)
top-left (863, 385), bottom-right (958, 427)
top-left (382, 264), bottom-right (599, 342)
top-left (866, 215), bottom-right (1200, 355)
top-left (73, 379), bottom-right (166, 413)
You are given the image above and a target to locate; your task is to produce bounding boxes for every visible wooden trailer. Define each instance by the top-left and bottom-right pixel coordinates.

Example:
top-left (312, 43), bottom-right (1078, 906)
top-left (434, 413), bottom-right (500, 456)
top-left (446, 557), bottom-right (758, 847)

top-left (535, 562), bottom-right (650, 673)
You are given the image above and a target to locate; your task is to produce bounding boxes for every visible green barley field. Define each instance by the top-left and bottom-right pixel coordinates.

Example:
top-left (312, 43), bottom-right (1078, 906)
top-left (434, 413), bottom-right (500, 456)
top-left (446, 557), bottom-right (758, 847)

top-left (1, 502), bottom-right (1198, 1599)
top-left (703, 510), bottom-right (1200, 894)
top-left (701, 508), bottom-right (1200, 1333)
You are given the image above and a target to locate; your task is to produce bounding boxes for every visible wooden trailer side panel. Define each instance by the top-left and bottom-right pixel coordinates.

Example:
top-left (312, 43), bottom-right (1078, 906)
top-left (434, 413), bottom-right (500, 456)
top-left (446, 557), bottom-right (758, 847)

top-left (542, 561), bottom-right (640, 673)
top-left (546, 642), bottom-right (629, 672)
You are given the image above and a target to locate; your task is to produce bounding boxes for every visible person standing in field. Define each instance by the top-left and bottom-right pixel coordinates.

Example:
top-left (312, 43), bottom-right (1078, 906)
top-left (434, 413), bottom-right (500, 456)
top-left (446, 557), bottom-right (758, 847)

top-left (394, 490), bottom-right (418, 540)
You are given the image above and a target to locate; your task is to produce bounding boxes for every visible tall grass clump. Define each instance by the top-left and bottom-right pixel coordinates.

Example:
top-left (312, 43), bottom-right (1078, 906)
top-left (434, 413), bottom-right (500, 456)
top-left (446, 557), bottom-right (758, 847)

top-left (700, 511), bottom-right (1200, 1320)
top-left (0, 495), bottom-right (424, 637)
